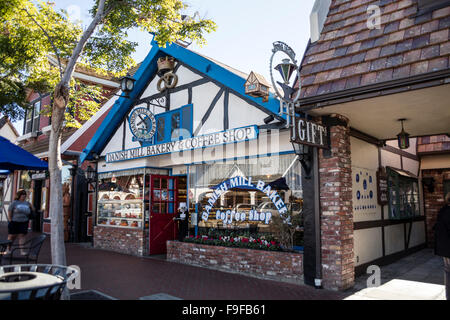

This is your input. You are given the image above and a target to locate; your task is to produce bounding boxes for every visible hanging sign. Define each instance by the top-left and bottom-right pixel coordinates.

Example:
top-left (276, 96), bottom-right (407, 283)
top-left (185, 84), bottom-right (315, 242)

top-left (377, 169), bottom-right (388, 205)
top-left (201, 176), bottom-right (288, 225)
top-left (31, 172), bottom-right (47, 180)
top-left (106, 126), bottom-right (258, 163)
top-left (290, 116), bottom-right (329, 149)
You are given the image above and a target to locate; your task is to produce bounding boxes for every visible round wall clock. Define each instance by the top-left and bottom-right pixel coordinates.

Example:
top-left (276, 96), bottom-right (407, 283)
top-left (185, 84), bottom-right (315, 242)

top-left (128, 107), bottom-right (156, 141)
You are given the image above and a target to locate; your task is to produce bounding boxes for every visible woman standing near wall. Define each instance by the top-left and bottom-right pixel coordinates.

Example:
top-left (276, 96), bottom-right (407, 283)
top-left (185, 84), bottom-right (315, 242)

top-left (7, 189), bottom-right (34, 253)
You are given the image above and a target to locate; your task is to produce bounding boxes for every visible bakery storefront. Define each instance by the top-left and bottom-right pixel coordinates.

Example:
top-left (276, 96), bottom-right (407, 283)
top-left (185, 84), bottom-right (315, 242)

top-left (83, 41), bottom-right (305, 282)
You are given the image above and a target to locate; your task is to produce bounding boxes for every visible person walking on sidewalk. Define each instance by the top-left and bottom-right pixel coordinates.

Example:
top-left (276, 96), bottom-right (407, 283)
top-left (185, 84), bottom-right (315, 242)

top-left (435, 192), bottom-right (450, 300)
top-left (6, 189), bottom-right (34, 253)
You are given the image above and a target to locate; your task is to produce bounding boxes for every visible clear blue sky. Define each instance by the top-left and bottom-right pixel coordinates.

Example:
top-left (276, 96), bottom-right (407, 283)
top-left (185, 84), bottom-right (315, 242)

top-left (12, 0), bottom-right (315, 131)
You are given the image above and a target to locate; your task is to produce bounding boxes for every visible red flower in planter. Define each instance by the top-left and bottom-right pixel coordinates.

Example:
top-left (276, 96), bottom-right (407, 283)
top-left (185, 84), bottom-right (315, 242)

top-left (270, 241), bottom-right (277, 246)
top-left (230, 238), bottom-right (234, 243)
top-left (242, 238), bottom-right (249, 243)
top-left (196, 235), bottom-right (200, 239)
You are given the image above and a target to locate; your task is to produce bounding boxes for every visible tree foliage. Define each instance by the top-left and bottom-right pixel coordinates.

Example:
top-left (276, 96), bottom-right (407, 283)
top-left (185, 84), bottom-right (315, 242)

top-left (1, 0), bottom-right (216, 275)
top-left (0, 0), bottom-right (216, 122)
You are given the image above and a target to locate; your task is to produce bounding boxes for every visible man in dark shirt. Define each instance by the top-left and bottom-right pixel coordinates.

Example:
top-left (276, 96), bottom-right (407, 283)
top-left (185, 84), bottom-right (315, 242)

top-left (435, 192), bottom-right (450, 300)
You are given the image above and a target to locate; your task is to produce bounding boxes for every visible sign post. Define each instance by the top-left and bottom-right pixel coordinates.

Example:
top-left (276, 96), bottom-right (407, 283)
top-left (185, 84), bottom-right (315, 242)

top-left (267, 41), bottom-right (330, 288)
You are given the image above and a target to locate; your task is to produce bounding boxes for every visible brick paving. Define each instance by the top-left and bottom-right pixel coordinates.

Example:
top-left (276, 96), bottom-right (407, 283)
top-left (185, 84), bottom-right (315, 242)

top-left (0, 222), bottom-right (347, 300)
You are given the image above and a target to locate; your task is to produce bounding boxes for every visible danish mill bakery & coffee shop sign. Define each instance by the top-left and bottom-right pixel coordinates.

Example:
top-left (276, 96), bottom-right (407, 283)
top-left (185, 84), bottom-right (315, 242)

top-left (106, 125), bottom-right (258, 163)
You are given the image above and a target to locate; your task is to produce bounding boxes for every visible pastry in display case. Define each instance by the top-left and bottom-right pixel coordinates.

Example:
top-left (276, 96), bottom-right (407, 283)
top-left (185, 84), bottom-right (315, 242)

top-left (97, 199), bottom-right (143, 229)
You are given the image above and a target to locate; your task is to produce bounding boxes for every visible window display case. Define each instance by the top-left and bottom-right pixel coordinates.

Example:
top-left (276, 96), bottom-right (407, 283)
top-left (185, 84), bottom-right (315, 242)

top-left (97, 199), bottom-right (143, 229)
top-left (97, 171), bottom-right (145, 229)
top-left (96, 168), bottom-right (170, 229)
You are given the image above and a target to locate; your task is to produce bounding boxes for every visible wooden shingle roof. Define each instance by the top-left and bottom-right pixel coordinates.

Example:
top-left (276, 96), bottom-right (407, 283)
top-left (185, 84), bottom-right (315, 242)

top-left (299, 0), bottom-right (450, 98)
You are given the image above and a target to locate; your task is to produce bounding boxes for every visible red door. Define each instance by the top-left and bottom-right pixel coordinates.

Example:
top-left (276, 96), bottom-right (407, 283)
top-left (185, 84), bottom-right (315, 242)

top-left (149, 175), bottom-right (178, 255)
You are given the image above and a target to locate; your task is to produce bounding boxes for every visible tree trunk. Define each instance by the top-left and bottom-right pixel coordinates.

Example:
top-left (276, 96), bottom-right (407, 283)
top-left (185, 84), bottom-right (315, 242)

top-left (49, 85), bottom-right (68, 267)
top-left (46, 0), bottom-right (108, 300)
top-left (47, 0), bottom-right (107, 268)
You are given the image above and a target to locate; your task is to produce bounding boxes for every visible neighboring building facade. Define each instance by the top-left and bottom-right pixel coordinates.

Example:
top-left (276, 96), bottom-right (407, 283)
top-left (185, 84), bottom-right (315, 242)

top-left (417, 134), bottom-right (450, 247)
top-left (295, 0), bottom-right (450, 290)
top-left (15, 65), bottom-right (120, 241)
top-left (0, 116), bottom-right (19, 221)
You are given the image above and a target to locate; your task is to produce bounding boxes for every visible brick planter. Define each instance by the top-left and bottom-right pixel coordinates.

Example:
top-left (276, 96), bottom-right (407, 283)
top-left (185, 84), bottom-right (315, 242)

top-left (167, 241), bottom-right (304, 284)
top-left (94, 226), bottom-right (146, 256)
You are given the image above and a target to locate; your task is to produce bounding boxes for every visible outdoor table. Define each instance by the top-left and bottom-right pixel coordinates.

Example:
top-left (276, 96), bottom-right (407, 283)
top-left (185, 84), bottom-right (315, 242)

top-left (0, 264), bottom-right (78, 300)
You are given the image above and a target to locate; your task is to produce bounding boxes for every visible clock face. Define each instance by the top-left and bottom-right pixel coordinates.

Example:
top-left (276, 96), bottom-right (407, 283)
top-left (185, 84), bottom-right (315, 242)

top-left (129, 107), bottom-right (156, 141)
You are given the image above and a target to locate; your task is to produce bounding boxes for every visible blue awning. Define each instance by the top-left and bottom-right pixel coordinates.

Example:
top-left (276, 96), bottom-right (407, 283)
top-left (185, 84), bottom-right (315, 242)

top-left (0, 136), bottom-right (48, 171)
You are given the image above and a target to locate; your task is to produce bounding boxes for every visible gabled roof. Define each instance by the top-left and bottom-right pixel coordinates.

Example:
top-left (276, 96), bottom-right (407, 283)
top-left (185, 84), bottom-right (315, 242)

top-left (0, 116), bottom-right (19, 138)
top-left (299, 0), bottom-right (450, 98)
top-left (245, 71), bottom-right (271, 87)
top-left (80, 40), bottom-right (282, 163)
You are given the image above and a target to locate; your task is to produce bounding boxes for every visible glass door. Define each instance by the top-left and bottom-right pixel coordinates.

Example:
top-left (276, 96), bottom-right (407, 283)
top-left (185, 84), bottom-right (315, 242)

top-left (148, 175), bottom-right (178, 254)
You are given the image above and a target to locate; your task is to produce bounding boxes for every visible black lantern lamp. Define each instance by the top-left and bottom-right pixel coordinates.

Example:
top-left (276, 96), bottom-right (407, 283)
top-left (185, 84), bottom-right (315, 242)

top-left (397, 119), bottom-right (410, 150)
top-left (292, 142), bottom-right (312, 177)
top-left (85, 165), bottom-right (97, 183)
top-left (120, 75), bottom-right (136, 98)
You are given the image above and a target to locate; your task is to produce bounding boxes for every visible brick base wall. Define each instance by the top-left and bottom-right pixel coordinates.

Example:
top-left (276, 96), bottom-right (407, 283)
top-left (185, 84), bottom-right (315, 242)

top-left (167, 241), bottom-right (304, 284)
top-left (94, 226), bottom-right (146, 256)
top-left (423, 169), bottom-right (450, 247)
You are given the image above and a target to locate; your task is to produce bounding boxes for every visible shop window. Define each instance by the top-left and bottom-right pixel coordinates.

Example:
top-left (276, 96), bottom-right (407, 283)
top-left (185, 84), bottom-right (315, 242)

top-left (18, 171), bottom-right (32, 191)
top-left (97, 171), bottom-right (145, 229)
top-left (387, 167), bottom-right (420, 220)
top-left (187, 154), bottom-right (304, 250)
top-left (154, 104), bottom-right (192, 144)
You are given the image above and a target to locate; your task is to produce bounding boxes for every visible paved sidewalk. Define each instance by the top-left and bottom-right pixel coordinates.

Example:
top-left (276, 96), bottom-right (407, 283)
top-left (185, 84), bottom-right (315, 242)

top-left (345, 249), bottom-right (446, 300)
top-left (2, 223), bottom-right (445, 300)
top-left (0, 223), bottom-right (345, 300)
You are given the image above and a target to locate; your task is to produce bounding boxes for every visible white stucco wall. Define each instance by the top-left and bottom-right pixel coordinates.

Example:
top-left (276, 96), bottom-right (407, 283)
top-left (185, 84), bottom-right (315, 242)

top-left (228, 93), bottom-right (270, 128)
top-left (384, 224), bottom-right (405, 256)
top-left (380, 149), bottom-right (401, 168)
top-left (354, 228), bottom-right (383, 266)
top-left (0, 123), bottom-right (18, 143)
top-left (350, 137), bottom-right (381, 223)
top-left (408, 221), bottom-right (426, 248)
top-left (403, 157), bottom-right (420, 176)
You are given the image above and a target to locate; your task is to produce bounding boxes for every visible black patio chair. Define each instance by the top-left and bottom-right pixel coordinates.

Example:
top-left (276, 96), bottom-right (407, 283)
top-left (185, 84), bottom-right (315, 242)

top-left (1, 234), bottom-right (47, 265)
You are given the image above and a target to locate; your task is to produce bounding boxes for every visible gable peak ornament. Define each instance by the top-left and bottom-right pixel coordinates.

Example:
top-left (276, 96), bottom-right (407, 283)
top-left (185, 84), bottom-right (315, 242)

top-left (157, 56), bottom-right (178, 92)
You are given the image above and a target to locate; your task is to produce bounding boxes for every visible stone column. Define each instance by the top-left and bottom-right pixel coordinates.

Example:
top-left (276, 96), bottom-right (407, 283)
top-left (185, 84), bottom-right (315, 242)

top-left (319, 114), bottom-right (354, 291)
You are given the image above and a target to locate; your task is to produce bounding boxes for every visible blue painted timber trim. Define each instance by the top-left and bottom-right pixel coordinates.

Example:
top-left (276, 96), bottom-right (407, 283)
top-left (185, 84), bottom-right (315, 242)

top-left (81, 40), bottom-right (283, 163)
top-left (158, 41), bottom-right (282, 117)
top-left (80, 45), bottom-right (162, 163)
